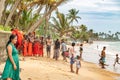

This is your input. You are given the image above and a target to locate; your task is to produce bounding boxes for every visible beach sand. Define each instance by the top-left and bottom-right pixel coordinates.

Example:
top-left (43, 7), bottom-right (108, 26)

top-left (0, 44), bottom-right (120, 80)
top-left (0, 56), bottom-right (120, 80)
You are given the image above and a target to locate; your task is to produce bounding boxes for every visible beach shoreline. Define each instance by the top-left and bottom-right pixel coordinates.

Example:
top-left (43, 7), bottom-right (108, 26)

top-left (0, 42), bottom-right (120, 80)
top-left (83, 41), bottom-right (120, 74)
top-left (0, 56), bottom-right (120, 80)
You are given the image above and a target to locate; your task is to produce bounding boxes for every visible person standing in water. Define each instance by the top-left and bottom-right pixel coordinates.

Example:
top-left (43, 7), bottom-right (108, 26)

top-left (113, 54), bottom-right (120, 67)
top-left (100, 46), bottom-right (106, 68)
top-left (2, 34), bottom-right (20, 80)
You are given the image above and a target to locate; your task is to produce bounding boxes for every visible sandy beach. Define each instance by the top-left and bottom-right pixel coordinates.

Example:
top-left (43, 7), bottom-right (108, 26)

top-left (0, 44), bottom-right (120, 80)
top-left (0, 0), bottom-right (120, 79)
top-left (0, 56), bottom-right (120, 80)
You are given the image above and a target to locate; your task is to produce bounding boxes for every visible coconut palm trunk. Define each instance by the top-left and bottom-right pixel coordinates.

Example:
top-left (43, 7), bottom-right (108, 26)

top-left (4, 0), bottom-right (21, 27)
top-left (1, 0), bottom-right (8, 25)
top-left (27, 0), bottom-right (64, 34)
top-left (44, 4), bottom-right (52, 37)
top-left (0, 0), bottom-right (6, 24)
top-left (44, 5), bottom-right (49, 38)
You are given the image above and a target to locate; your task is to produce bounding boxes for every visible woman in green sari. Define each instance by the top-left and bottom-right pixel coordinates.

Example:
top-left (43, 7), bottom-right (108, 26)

top-left (2, 34), bottom-right (20, 80)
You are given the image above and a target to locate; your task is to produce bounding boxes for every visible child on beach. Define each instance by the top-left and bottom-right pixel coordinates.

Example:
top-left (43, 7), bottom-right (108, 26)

top-left (70, 54), bottom-right (75, 73)
top-left (76, 55), bottom-right (81, 74)
top-left (113, 54), bottom-right (120, 66)
top-left (80, 44), bottom-right (83, 59)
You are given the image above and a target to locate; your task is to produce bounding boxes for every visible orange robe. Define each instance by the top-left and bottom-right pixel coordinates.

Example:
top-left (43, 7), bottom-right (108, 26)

top-left (23, 40), bottom-right (28, 56)
top-left (17, 32), bottom-right (23, 49)
top-left (28, 42), bottom-right (33, 56)
top-left (12, 29), bottom-right (23, 49)
top-left (12, 29), bottom-right (18, 35)
top-left (33, 41), bottom-right (40, 56)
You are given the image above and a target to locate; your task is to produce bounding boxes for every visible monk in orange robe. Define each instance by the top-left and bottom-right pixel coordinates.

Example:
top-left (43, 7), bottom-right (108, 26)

top-left (11, 28), bottom-right (23, 50)
top-left (33, 40), bottom-right (40, 56)
top-left (22, 39), bottom-right (28, 56)
top-left (28, 40), bottom-right (33, 56)
top-left (17, 31), bottom-right (23, 50)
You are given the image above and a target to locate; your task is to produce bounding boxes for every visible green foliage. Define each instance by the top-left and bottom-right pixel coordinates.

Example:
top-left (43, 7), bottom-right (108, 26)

top-left (4, 27), bottom-right (11, 31)
top-left (80, 31), bottom-right (89, 41)
top-left (67, 8), bottom-right (81, 24)
top-left (51, 10), bottom-right (73, 37)
top-left (0, 0), bottom-right (101, 42)
top-left (19, 9), bottom-right (39, 31)
top-left (70, 24), bottom-right (99, 42)
top-left (0, 25), bottom-right (11, 31)
top-left (0, 25), bottom-right (4, 30)
top-left (36, 21), bottom-right (45, 36)
top-left (71, 30), bottom-right (81, 41)
top-left (98, 31), bottom-right (120, 41)
top-left (80, 24), bottom-right (87, 32)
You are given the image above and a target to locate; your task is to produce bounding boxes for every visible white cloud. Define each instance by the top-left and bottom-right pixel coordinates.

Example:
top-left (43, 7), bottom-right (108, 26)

top-left (59, 0), bottom-right (120, 13)
top-left (68, 0), bottom-right (99, 7)
top-left (57, 0), bottom-right (120, 32)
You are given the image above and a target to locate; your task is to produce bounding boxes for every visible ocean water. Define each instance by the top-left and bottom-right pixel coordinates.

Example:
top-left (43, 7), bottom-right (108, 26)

top-left (93, 41), bottom-right (120, 56)
top-left (81, 41), bottom-right (120, 74)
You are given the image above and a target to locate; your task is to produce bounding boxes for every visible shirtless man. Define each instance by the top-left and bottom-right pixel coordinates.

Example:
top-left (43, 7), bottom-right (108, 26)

top-left (46, 36), bottom-right (52, 58)
top-left (99, 46), bottom-right (106, 68)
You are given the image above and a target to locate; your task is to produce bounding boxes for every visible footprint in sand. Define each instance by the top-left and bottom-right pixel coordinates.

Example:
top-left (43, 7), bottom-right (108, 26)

top-left (28, 78), bottom-right (32, 80)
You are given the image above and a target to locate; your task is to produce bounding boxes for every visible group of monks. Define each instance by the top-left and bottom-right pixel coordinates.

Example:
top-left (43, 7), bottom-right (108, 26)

top-left (11, 28), bottom-right (44, 57)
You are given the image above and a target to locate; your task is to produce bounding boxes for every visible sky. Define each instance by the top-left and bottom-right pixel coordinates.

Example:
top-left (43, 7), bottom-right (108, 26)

top-left (58, 0), bottom-right (120, 33)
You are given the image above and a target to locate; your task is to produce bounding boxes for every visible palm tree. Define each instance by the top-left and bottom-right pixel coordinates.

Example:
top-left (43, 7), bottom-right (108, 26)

top-left (0, 0), bottom-right (6, 23)
top-left (27, 0), bottom-right (69, 34)
top-left (4, 0), bottom-right (21, 27)
top-left (115, 33), bottom-right (119, 40)
top-left (88, 29), bottom-right (93, 37)
top-left (116, 32), bottom-right (120, 40)
top-left (80, 24), bottom-right (87, 32)
top-left (36, 22), bottom-right (45, 36)
top-left (88, 29), bottom-right (94, 42)
top-left (80, 31), bottom-right (89, 42)
top-left (93, 33), bottom-right (99, 40)
top-left (51, 11), bottom-right (74, 37)
top-left (3, 0), bottom-right (38, 27)
top-left (108, 30), bottom-right (111, 34)
top-left (79, 24), bottom-right (89, 42)
top-left (67, 8), bottom-right (81, 25)
top-left (19, 9), bottom-right (39, 31)
top-left (71, 30), bottom-right (81, 41)
top-left (0, 0), bottom-right (15, 25)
